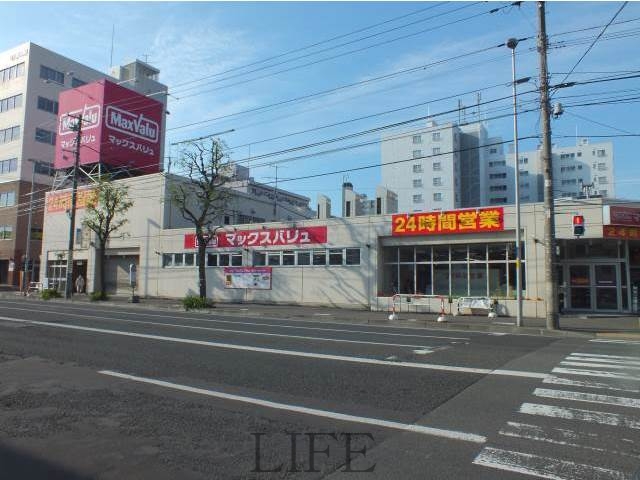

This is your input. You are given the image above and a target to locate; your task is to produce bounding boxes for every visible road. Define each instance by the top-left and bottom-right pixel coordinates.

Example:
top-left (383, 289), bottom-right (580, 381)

top-left (0, 298), bottom-right (638, 479)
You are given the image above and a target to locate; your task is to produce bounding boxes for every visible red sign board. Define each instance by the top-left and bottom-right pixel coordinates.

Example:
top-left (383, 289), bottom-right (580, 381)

top-left (55, 79), bottom-right (163, 174)
top-left (607, 206), bottom-right (640, 226)
top-left (392, 208), bottom-right (504, 236)
top-left (603, 225), bottom-right (640, 239)
top-left (184, 226), bottom-right (328, 249)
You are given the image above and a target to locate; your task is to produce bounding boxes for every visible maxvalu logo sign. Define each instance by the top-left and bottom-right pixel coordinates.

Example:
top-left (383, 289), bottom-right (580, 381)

top-left (58, 104), bottom-right (101, 136)
top-left (55, 79), bottom-right (164, 174)
top-left (105, 105), bottom-right (159, 143)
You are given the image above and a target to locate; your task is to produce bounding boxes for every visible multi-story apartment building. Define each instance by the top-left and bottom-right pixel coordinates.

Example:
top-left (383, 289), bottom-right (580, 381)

top-left (381, 119), bottom-right (615, 212)
top-left (0, 42), bottom-right (167, 286)
top-left (381, 120), bottom-right (460, 212)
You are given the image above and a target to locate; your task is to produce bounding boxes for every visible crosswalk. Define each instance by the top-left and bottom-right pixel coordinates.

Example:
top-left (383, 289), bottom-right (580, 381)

top-left (473, 347), bottom-right (640, 479)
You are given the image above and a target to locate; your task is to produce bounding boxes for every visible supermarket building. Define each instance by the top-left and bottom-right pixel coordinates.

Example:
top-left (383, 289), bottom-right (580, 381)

top-left (41, 173), bottom-right (640, 317)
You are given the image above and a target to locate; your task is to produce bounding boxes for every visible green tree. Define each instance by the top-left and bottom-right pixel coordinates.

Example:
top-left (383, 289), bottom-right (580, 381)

top-left (169, 139), bottom-right (232, 300)
top-left (82, 178), bottom-right (133, 296)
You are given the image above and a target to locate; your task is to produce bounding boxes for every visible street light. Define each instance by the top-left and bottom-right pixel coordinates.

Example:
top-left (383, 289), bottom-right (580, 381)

top-left (507, 37), bottom-right (523, 327)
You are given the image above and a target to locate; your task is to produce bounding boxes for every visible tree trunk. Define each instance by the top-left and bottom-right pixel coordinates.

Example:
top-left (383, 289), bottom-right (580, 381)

top-left (197, 234), bottom-right (207, 300)
top-left (97, 241), bottom-right (106, 294)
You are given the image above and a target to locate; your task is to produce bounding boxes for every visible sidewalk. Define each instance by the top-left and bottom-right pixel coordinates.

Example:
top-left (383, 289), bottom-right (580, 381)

top-left (2, 290), bottom-right (639, 339)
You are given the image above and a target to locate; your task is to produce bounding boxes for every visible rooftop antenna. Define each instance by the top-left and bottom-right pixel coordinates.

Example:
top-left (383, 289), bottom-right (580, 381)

top-left (109, 24), bottom-right (115, 69)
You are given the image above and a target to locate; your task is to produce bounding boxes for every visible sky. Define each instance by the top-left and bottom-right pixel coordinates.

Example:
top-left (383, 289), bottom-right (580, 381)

top-left (2, 1), bottom-right (639, 210)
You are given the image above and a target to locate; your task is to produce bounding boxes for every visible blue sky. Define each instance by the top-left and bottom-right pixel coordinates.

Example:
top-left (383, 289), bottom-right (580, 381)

top-left (2, 1), bottom-right (639, 208)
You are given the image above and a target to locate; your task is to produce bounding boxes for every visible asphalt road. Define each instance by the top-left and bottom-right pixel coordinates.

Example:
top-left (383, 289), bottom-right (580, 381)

top-left (0, 298), bottom-right (638, 479)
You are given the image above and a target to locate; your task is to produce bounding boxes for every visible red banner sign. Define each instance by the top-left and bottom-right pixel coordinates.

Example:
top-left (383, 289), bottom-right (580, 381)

top-left (184, 226), bottom-right (328, 249)
top-left (392, 207), bottom-right (504, 236)
top-left (607, 206), bottom-right (640, 227)
top-left (603, 225), bottom-right (640, 239)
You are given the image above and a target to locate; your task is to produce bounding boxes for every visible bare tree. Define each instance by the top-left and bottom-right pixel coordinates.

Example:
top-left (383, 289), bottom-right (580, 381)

top-left (169, 139), bottom-right (232, 300)
top-left (82, 178), bottom-right (133, 297)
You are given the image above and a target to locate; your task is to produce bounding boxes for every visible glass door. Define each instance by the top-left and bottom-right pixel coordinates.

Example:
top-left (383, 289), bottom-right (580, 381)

top-left (594, 264), bottom-right (619, 311)
top-left (569, 265), bottom-right (591, 309)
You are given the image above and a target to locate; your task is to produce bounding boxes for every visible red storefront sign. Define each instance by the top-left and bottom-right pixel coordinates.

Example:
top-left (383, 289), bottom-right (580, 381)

top-left (606, 206), bottom-right (640, 226)
top-left (184, 226), bottom-right (328, 249)
top-left (603, 225), bottom-right (640, 239)
top-left (392, 207), bottom-right (504, 236)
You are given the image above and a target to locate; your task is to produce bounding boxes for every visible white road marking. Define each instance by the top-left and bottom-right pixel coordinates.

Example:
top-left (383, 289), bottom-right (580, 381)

top-left (413, 349), bottom-right (431, 355)
top-left (533, 388), bottom-right (640, 409)
top-left (543, 375), bottom-right (640, 394)
top-left (590, 339), bottom-right (640, 346)
top-left (0, 304), bottom-right (471, 341)
top-left (492, 321), bottom-right (515, 326)
top-left (552, 367), bottom-right (640, 382)
top-left (99, 369), bottom-right (486, 444)
top-left (519, 403), bottom-right (640, 429)
top-left (0, 315), bottom-right (547, 378)
top-left (473, 446), bottom-right (631, 480)
top-left (499, 422), bottom-right (638, 458)
top-left (561, 361), bottom-right (640, 371)
top-left (566, 356), bottom-right (640, 367)
top-left (572, 353), bottom-right (640, 361)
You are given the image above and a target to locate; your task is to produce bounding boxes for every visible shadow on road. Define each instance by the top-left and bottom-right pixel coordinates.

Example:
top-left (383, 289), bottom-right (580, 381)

top-left (0, 442), bottom-right (92, 480)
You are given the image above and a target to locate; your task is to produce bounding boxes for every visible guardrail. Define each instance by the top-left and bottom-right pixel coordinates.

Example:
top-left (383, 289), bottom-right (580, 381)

top-left (388, 294), bottom-right (498, 321)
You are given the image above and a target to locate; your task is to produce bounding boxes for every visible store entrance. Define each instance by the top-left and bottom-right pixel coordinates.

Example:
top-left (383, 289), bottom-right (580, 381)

top-left (567, 263), bottom-right (622, 311)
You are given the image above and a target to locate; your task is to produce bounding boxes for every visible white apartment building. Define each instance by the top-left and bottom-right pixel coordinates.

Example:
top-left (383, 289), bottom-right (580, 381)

top-left (381, 119), bottom-right (615, 211)
top-left (381, 120), bottom-right (460, 213)
top-left (0, 41), bottom-right (167, 286)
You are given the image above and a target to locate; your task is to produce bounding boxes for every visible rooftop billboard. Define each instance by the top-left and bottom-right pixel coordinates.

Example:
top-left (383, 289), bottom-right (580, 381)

top-left (55, 79), bottom-right (163, 174)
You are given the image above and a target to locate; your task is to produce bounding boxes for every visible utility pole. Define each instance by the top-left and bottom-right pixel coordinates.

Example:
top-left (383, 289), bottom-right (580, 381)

top-left (537, 1), bottom-right (559, 330)
top-left (65, 115), bottom-right (82, 299)
top-left (22, 159), bottom-right (37, 294)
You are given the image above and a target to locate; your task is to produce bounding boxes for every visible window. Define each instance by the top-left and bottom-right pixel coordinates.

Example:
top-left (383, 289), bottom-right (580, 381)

top-left (71, 77), bottom-right (87, 88)
top-left (597, 163), bottom-right (607, 171)
top-left (413, 179), bottom-right (423, 188)
top-left (208, 253), bottom-right (219, 267)
top-left (0, 126), bottom-right (20, 144)
top-left (0, 225), bottom-right (13, 239)
top-left (598, 176), bottom-right (607, 184)
top-left (345, 248), bottom-right (360, 265)
top-left (490, 197), bottom-right (508, 204)
top-left (267, 251), bottom-right (281, 266)
top-left (184, 253), bottom-right (195, 267)
top-left (596, 149), bottom-right (606, 157)
top-left (489, 160), bottom-right (506, 167)
top-left (412, 164), bottom-right (423, 173)
top-left (218, 253), bottom-right (230, 266)
top-left (40, 65), bottom-right (65, 84)
top-left (432, 132), bottom-right (441, 141)
top-left (0, 158), bottom-right (17, 174)
top-left (600, 190), bottom-right (608, 196)
top-left (297, 251), bottom-right (311, 265)
top-left (345, 200), bottom-right (351, 217)
top-left (489, 147), bottom-right (497, 154)
top-left (520, 170), bottom-right (529, 176)
top-left (0, 94), bottom-right (22, 113)
top-left (433, 177), bottom-right (442, 186)
top-left (37, 96), bottom-right (58, 114)
top-left (433, 192), bottom-right (443, 202)
top-left (34, 162), bottom-right (54, 176)
top-left (412, 134), bottom-right (422, 144)
top-left (376, 197), bottom-right (382, 215)
top-left (35, 128), bottom-right (56, 145)
top-left (490, 185), bottom-right (507, 192)
top-left (312, 249), bottom-right (326, 266)
top-left (0, 62), bottom-right (25, 83)
top-left (577, 152), bottom-right (582, 157)
top-left (577, 165), bottom-right (583, 170)
top-left (0, 191), bottom-right (16, 207)
top-left (413, 150), bottom-right (422, 159)
top-left (329, 249), bottom-right (343, 265)
top-left (413, 194), bottom-right (423, 203)
top-left (173, 253), bottom-right (184, 267)
top-left (519, 157), bottom-right (528, 164)
top-left (282, 250), bottom-right (295, 266)
top-left (520, 182), bottom-right (530, 189)
top-left (433, 162), bottom-right (441, 171)
top-left (432, 147), bottom-right (440, 155)
top-left (490, 173), bottom-right (507, 179)
top-left (223, 215), bottom-right (230, 225)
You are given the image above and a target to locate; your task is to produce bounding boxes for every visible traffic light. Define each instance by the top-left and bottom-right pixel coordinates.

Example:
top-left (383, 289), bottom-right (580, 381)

top-left (573, 214), bottom-right (585, 237)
